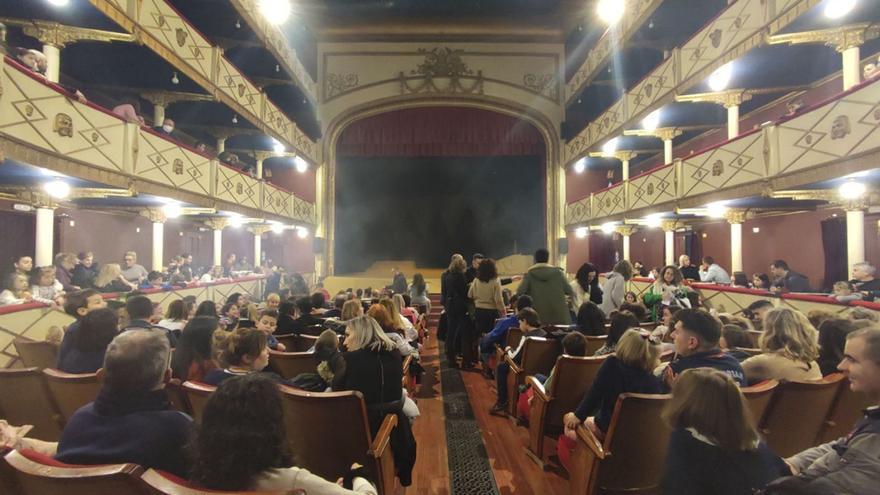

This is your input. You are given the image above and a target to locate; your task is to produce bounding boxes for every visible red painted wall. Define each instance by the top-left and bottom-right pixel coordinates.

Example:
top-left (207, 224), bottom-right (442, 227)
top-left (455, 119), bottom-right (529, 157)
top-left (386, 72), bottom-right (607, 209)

top-left (266, 164), bottom-right (316, 203)
top-left (629, 228), bottom-right (666, 271)
top-left (566, 168), bottom-right (608, 203)
top-left (262, 230), bottom-right (314, 274)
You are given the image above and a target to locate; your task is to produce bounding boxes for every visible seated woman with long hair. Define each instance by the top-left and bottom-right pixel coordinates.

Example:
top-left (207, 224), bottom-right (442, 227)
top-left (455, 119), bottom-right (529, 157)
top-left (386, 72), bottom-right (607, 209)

top-left (57, 307), bottom-right (118, 374)
top-left (202, 327), bottom-right (272, 386)
top-left (190, 373), bottom-right (377, 493)
top-left (157, 299), bottom-right (188, 334)
top-left (170, 316), bottom-right (220, 382)
top-left (742, 307), bottom-right (821, 383)
top-left (661, 368), bottom-right (787, 495)
top-left (593, 310), bottom-right (640, 356)
top-left (94, 263), bottom-right (134, 293)
top-left (575, 301), bottom-right (606, 336)
top-left (366, 304), bottom-right (417, 357)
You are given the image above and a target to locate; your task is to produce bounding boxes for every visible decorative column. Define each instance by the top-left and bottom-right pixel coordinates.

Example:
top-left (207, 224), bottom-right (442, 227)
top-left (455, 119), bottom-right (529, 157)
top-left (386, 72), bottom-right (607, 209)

top-left (42, 44), bottom-right (61, 83)
top-left (725, 209), bottom-right (748, 274)
top-left (204, 218), bottom-right (229, 267)
top-left (253, 151), bottom-right (275, 181)
top-left (624, 127), bottom-right (683, 165)
top-left (615, 225), bottom-right (637, 262)
top-left (841, 198), bottom-right (868, 274)
top-left (589, 150), bottom-right (639, 182)
top-left (140, 208), bottom-right (167, 271)
top-left (661, 220), bottom-right (677, 266)
top-left (34, 199), bottom-right (57, 267)
top-left (249, 225), bottom-right (272, 268)
top-left (216, 136), bottom-right (227, 153)
top-left (675, 90), bottom-right (753, 140)
top-left (727, 105), bottom-right (740, 140)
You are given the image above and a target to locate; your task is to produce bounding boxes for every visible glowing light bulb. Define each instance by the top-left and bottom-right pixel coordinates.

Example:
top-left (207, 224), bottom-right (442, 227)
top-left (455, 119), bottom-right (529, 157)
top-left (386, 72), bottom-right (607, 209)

top-left (296, 226), bottom-right (309, 239)
top-left (708, 62), bottom-right (733, 92)
top-left (644, 215), bottom-right (663, 228)
top-left (573, 158), bottom-right (587, 174)
top-left (824, 0), bottom-right (857, 19)
top-left (294, 156), bottom-right (308, 173)
top-left (270, 222), bottom-right (285, 234)
top-left (602, 137), bottom-right (619, 154)
top-left (597, 0), bottom-right (625, 25)
top-left (575, 227), bottom-right (588, 239)
top-left (162, 203), bottom-right (182, 219)
top-left (839, 181), bottom-right (866, 200)
top-left (272, 139), bottom-right (285, 154)
top-left (706, 202), bottom-right (728, 219)
top-left (642, 109), bottom-right (661, 131)
top-left (601, 222), bottom-right (616, 234)
top-left (43, 179), bottom-right (70, 199)
top-left (258, 0), bottom-right (291, 24)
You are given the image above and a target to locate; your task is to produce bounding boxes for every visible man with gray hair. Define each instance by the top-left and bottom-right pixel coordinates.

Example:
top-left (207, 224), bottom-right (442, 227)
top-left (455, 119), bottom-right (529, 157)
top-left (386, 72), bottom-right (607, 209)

top-left (55, 330), bottom-right (192, 476)
top-left (850, 262), bottom-right (880, 301)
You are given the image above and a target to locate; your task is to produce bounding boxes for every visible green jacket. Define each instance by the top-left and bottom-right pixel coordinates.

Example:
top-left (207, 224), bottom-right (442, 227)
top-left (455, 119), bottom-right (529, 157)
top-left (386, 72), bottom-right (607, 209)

top-left (516, 263), bottom-right (574, 325)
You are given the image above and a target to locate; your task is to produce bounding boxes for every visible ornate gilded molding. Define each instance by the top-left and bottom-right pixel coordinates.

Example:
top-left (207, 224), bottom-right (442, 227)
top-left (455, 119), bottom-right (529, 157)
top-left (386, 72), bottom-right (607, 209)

top-left (624, 127), bottom-right (684, 141)
top-left (139, 207), bottom-right (167, 224)
top-left (766, 23), bottom-right (880, 52)
top-left (523, 73), bottom-right (558, 100)
top-left (0, 17), bottom-right (136, 47)
top-left (615, 225), bottom-right (637, 236)
top-left (660, 220), bottom-right (679, 232)
top-left (724, 209), bottom-right (749, 224)
top-left (675, 89), bottom-right (753, 108)
top-left (204, 217), bottom-right (229, 231)
top-left (248, 224), bottom-right (273, 236)
top-left (325, 73), bottom-right (359, 100)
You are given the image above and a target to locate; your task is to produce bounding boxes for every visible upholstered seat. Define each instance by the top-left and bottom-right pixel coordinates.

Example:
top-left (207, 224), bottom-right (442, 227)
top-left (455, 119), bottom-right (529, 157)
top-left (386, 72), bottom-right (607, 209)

top-left (140, 469), bottom-right (289, 494)
top-left (584, 336), bottom-right (607, 356)
top-left (741, 380), bottom-right (779, 426)
top-left (276, 334), bottom-right (319, 352)
top-left (41, 369), bottom-right (102, 425)
top-left (180, 381), bottom-right (217, 423)
top-left (815, 376), bottom-right (871, 445)
top-left (504, 337), bottom-right (561, 416)
top-left (0, 368), bottom-right (63, 441)
top-left (13, 340), bottom-right (59, 370)
top-left (267, 350), bottom-right (320, 379)
top-left (3, 448), bottom-right (147, 495)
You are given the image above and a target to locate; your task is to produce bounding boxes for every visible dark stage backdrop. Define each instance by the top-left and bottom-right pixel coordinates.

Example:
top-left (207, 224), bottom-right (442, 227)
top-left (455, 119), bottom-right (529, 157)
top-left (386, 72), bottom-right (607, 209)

top-left (335, 156), bottom-right (545, 274)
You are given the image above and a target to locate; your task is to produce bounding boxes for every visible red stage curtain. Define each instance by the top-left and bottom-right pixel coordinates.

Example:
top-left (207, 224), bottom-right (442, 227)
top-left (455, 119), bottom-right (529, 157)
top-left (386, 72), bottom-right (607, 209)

top-left (337, 107), bottom-right (545, 157)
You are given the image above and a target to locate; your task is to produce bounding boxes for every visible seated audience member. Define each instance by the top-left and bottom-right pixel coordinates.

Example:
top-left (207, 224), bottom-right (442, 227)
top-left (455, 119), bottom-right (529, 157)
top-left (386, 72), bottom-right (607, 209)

top-left (190, 373), bottom-right (376, 493)
top-left (651, 304), bottom-right (683, 342)
top-left (752, 273), bottom-right (771, 290)
top-left (123, 295), bottom-right (177, 347)
top-left (261, 292), bottom-right (281, 311)
top-left (490, 308), bottom-right (547, 415)
top-left (395, 293), bottom-right (418, 325)
top-left (409, 273), bottom-right (432, 315)
top-left (633, 261), bottom-right (648, 277)
top-left (600, 260), bottom-right (633, 316)
top-left (678, 255), bottom-right (700, 281)
top-left (314, 329), bottom-right (346, 389)
top-left (623, 291), bottom-right (638, 304)
top-left (479, 294), bottom-right (532, 375)
top-left (732, 271), bottom-right (751, 288)
top-left (255, 309), bottom-right (285, 351)
top-left (54, 252), bottom-right (79, 292)
top-left (13, 48), bottom-right (87, 103)
top-left (341, 299), bottom-right (364, 320)
top-left (367, 304), bottom-right (417, 358)
top-left (516, 248), bottom-right (574, 325)
top-left (157, 299), bottom-right (188, 334)
top-left (699, 256), bottom-right (731, 284)
top-left (661, 309), bottom-right (746, 388)
top-left (55, 330), bottom-right (192, 477)
top-left (200, 265), bottom-right (225, 283)
top-left (310, 291), bottom-right (327, 315)
top-left (194, 300), bottom-right (219, 319)
top-left (832, 281), bottom-right (862, 303)
top-left (288, 296), bottom-right (326, 335)
top-left (139, 270), bottom-right (169, 290)
top-left (95, 263), bottom-right (135, 293)
top-left (744, 299), bottom-right (774, 327)
top-left (769, 259), bottom-right (811, 293)
top-left (563, 329), bottom-right (663, 442)
top-left (121, 251), bottom-right (149, 286)
top-left (203, 328), bottom-right (278, 386)
top-left (742, 308), bottom-right (821, 383)
top-left (274, 300), bottom-right (297, 335)
top-left (644, 265), bottom-right (692, 321)
top-left (817, 318), bottom-right (855, 376)
top-left (0, 272), bottom-right (33, 305)
top-left (30, 265), bottom-right (65, 306)
top-left (768, 328), bottom-right (880, 493)
top-left (57, 308), bottom-right (118, 374)
top-left (57, 289), bottom-right (107, 365)
top-left (219, 302), bottom-right (240, 331)
top-left (849, 261), bottom-right (880, 301)
top-left (720, 325), bottom-right (756, 362)
top-left (324, 295), bottom-right (346, 318)
top-left (619, 301), bottom-right (649, 322)
top-left (382, 297), bottom-right (417, 343)
top-left (13, 255), bottom-right (33, 277)
top-left (170, 316), bottom-right (220, 382)
top-left (717, 313), bottom-right (754, 331)
top-left (72, 251), bottom-right (99, 289)
top-left (575, 300), bottom-right (606, 336)
top-left (594, 311), bottom-right (640, 356)
top-left (154, 117), bottom-right (176, 137)
top-left (807, 309), bottom-right (838, 331)
top-left (661, 368), bottom-right (788, 495)
top-left (111, 98), bottom-right (145, 125)
top-left (517, 332), bottom-right (587, 419)
top-left (334, 315), bottom-right (416, 486)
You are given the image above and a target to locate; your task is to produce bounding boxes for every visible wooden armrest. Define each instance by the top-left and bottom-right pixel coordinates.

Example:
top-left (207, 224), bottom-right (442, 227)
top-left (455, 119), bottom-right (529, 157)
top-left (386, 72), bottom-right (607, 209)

top-left (526, 375), bottom-right (550, 403)
top-left (504, 353), bottom-right (522, 374)
top-left (575, 423), bottom-right (606, 460)
top-left (368, 413), bottom-right (398, 459)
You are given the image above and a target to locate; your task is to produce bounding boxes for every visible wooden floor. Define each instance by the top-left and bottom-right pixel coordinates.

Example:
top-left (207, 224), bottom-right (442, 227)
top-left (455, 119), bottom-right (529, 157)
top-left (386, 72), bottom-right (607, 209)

top-left (406, 327), bottom-right (569, 495)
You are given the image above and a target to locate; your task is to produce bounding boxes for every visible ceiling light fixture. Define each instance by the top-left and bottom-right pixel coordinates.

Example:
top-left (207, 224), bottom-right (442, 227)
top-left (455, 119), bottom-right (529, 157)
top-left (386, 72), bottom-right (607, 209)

top-left (839, 181), bottom-right (867, 200)
top-left (602, 137), bottom-right (619, 154)
top-left (47, 0), bottom-right (69, 6)
top-left (270, 222), bottom-right (285, 234)
top-left (162, 203), bottom-right (183, 219)
top-left (708, 62), bottom-right (733, 92)
top-left (294, 156), bottom-right (308, 173)
top-left (43, 179), bottom-right (70, 199)
top-left (296, 226), bottom-right (309, 239)
top-left (644, 214), bottom-right (663, 228)
top-left (227, 214), bottom-right (244, 228)
top-left (232, 115), bottom-right (238, 124)
top-left (824, 0), bottom-right (857, 19)
top-left (600, 222), bottom-right (616, 234)
top-left (272, 139), bottom-right (285, 154)
top-left (575, 227), bottom-right (588, 239)
top-left (258, 0), bottom-right (291, 25)
top-left (597, 0), bottom-right (625, 25)
top-left (706, 202), bottom-right (728, 219)
top-left (642, 109), bottom-right (661, 131)
top-left (573, 158), bottom-right (587, 174)
top-left (171, 72), bottom-right (179, 85)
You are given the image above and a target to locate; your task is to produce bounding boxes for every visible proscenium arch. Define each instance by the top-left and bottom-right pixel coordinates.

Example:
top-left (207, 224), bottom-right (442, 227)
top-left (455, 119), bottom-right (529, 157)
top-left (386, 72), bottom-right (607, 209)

top-left (317, 94), bottom-right (564, 277)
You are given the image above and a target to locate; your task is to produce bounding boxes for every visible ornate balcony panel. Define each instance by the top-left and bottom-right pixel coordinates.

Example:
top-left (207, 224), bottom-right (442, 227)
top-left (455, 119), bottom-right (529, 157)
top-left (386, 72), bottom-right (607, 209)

top-left (291, 196), bottom-right (317, 225)
top-left (780, 296), bottom-right (850, 317)
top-left (628, 164), bottom-right (677, 211)
top-left (775, 79), bottom-right (880, 176)
top-left (625, 55), bottom-right (678, 127)
top-left (217, 56), bottom-right (262, 120)
top-left (629, 278), bottom-right (654, 299)
top-left (565, 196), bottom-right (592, 225)
top-left (592, 184), bottom-right (626, 218)
top-left (0, 60), bottom-right (128, 173)
top-left (678, 0), bottom-right (768, 82)
top-left (680, 129), bottom-right (766, 198)
top-left (210, 277), bottom-right (262, 304)
top-left (136, 0), bottom-right (215, 82)
top-left (263, 183), bottom-right (291, 217)
top-left (142, 284), bottom-right (211, 306)
top-left (262, 99), bottom-right (291, 146)
top-left (216, 164), bottom-right (260, 210)
top-left (135, 130), bottom-right (213, 196)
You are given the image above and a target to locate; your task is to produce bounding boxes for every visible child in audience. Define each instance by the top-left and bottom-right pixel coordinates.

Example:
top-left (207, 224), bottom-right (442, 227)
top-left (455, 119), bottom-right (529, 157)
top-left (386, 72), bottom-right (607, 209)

top-left (594, 311), bottom-right (640, 356)
top-left (816, 318), bottom-right (854, 376)
top-left (203, 328), bottom-right (273, 386)
top-left (45, 325), bottom-right (63, 346)
top-left (661, 368), bottom-right (787, 494)
top-left (157, 299), bottom-right (188, 334)
top-left (256, 309), bottom-right (285, 351)
top-left (651, 304), bottom-right (682, 342)
top-left (624, 291), bottom-right (638, 304)
top-left (200, 265), bottom-right (225, 283)
top-left (140, 271), bottom-right (171, 290)
top-left (219, 302), bottom-right (240, 330)
top-left (57, 289), bottom-right (108, 369)
top-left (262, 292), bottom-right (281, 311)
top-left (719, 324), bottom-right (755, 362)
top-left (0, 272), bottom-right (33, 305)
top-left (30, 266), bottom-right (64, 306)
top-left (831, 281), bottom-right (862, 303)
top-left (315, 329), bottom-right (345, 389)
top-left (490, 308), bottom-right (547, 416)
top-left (517, 332), bottom-right (587, 419)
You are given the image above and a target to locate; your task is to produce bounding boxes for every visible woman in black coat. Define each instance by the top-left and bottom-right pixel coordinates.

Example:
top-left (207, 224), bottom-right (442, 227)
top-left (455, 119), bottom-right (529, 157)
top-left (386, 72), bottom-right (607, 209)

top-left (442, 257), bottom-right (469, 367)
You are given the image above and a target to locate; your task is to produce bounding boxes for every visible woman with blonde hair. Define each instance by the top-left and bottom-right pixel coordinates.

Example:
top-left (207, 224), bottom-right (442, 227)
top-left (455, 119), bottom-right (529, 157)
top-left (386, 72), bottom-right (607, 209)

top-left (661, 368), bottom-right (787, 494)
top-left (742, 307), bottom-right (821, 383)
top-left (95, 263), bottom-right (133, 293)
top-left (388, 294), bottom-right (417, 341)
top-left (341, 299), bottom-right (364, 321)
top-left (367, 304), bottom-right (417, 357)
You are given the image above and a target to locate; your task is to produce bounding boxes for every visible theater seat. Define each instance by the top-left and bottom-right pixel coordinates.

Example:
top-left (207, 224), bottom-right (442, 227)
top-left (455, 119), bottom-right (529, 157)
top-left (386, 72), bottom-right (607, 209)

top-left (140, 469), bottom-right (289, 494)
top-left (267, 350), bottom-right (320, 379)
top-left (275, 334), bottom-right (319, 352)
top-left (42, 369), bottom-right (102, 425)
top-left (13, 340), bottom-right (59, 370)
top-left (815, 377), bottom-right (871, 445)
top-left (504, 337), bottom-right (561, 416)
top-left (3, 449), bottom-right (147, 495)
top-left (568, 393), bottom-right (671, 495)
top-left (181, 381), bottom-right (217, 423)
top-left (164, 379), bottom-right (192, 416)
top-left (0, 447), bottom-right (20, 495)
top-left (741, 380), bottom-right (779, 426)
top-left (0, 368), bottom-right (63, 441)
top-left (759, 374), bottom-right (845, 457)
top-left (525, 355), bottom-right (608, 467)
top-left (584, 336), bottom-right (606, 356)
top-left (278, 387), bottom-right (398, 495)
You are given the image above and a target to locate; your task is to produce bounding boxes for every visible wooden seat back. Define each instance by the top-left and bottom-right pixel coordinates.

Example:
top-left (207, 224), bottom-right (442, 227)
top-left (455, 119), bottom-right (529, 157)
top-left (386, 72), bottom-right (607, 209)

top-left (748, 330), bottom-right (763, 347)
top-left (741, 380), bottom-right (779, 426)
top-left (276, 334), bottom-right (319, 352)
top-left (13, 340), bottom-right (59, 370)
top-left (42, 369), bottom-right (101, 425)
top-left (505, 337), bottom-right (561, 416)
top-left (4, 449), bottom-right (148, 495)
top-left (569, 394), bottom-right (670, 495)
top-left (815, 376), bottom-right (871, 445)
top-left (584, 335), bottom-right (607, 355)
top-left (140, 469), bottom-right (289, 494)
top-left (0, 368), bottom-right (63, 441)
top-left (180, 381), bottom-right (216, 423)
top-left (278, 388), bottom-right (397, 494)
top-left (267, 350), bottom-right (320, 379)
top-left (760, 374), bottom-right (845, 457)
top-left (505, 327), bottom-right (524, 351)
top-left (544, 355), bottom-right (608, 431)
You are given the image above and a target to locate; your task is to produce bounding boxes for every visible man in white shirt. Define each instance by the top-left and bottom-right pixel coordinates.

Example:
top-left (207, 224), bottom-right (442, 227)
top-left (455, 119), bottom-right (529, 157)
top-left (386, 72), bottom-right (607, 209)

top-left (698, 256), bottom-right (731, 284)
top-left (121, 251), bottom-right (149, 285)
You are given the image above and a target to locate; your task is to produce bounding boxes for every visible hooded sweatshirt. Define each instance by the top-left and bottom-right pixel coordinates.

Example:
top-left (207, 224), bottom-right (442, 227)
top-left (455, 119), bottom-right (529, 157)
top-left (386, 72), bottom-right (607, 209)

top-left (515, 263), bottom-right (573, 325)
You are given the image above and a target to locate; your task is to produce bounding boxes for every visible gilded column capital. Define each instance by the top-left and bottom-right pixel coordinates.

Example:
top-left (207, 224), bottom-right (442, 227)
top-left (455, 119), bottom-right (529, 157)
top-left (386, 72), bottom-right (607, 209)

top-left (204, 217), bottom-right (229, 231)
top-left (724, 209), bottom-right (749, 225)
top-left (19, 191), bottom-right (58, 209)
top-left (590, 150), bottom-right (639, 162)
top-left (675, 89), bottom-right (753, 108)
top-left (660, 220), bottom-right (679, 232)
top-left (248, 224), bottom-right (273, 236)
top-left (766, 23), bottom-right (880, 53)
top-left (615, 225), bottom-right (637, 237)
top-left (838, 198), bottom-right (869, 212)
top-left (623, 127), bottom-right (683, 141)
top-left (139, 208), bottom-right (167, 224)
top-left (16, 20), bottom-right (136, 48)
